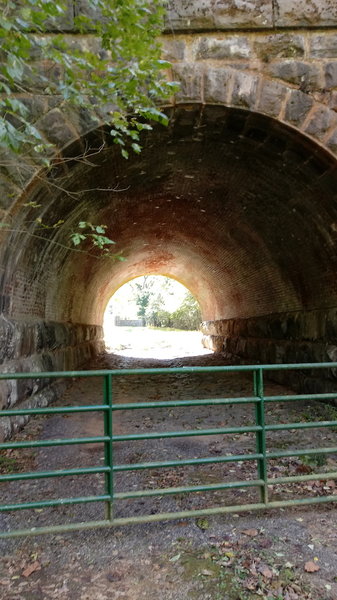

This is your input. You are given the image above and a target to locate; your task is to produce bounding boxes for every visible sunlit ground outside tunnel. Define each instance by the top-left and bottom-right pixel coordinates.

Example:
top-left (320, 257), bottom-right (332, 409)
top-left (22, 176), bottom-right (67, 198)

top-left (103, 276), bottom-right (213, 359)
top-left (104, 325), bottom-right (212, 359)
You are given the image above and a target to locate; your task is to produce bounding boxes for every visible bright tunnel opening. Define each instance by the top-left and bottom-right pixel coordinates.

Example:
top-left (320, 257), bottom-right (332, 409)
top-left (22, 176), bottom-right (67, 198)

top-left (103, 275), bottom-right (211, 359)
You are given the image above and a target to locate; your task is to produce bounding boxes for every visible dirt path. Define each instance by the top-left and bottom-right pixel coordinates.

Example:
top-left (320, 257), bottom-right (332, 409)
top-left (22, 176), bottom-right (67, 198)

top-left (1, 351), bottom-right (337, 599)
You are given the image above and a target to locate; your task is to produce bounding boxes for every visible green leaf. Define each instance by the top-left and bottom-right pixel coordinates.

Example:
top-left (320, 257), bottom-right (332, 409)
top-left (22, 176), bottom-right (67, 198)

top-left (131, 143), bottom-right (141, 154)
top-left (70, 233), bottom-right (86, 246)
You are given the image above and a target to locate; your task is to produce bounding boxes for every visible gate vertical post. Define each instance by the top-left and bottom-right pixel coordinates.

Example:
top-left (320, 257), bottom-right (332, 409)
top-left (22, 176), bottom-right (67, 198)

top-left (254, 368), bottom-right (268, 505)
top-left (103, 374), bottom-right (113, 521)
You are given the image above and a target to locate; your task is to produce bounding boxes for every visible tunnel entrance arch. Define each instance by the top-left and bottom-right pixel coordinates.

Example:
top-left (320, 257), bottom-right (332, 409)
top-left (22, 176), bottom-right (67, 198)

top-left (1, 103), bottom-right (337, 412)
top-left (103, 275), bottom-right (207, 359)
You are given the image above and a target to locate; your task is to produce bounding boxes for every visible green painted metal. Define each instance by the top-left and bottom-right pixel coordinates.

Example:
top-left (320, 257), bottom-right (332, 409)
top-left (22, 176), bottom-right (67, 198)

top-left (1, 362), bottom-right (337, 538)
top-left (266, 420), bottom-right (337, 431)
top-left (114, 479), bottom-right (265, 499)
top-left (267, 446), bottom-right (337, 459)
top-left (0, 361), bottom-right (336, 379)
top-left (104, 374), bottom-right (114, 521)
top-left (110, 397), bottom-right (258, 410)
top-left (2, 495), bottom-right (337, 540)
top-left (112, 425), bottom-right (261, 442)
top-left (0, 436), bottom-right (109, 450)
top-left (0, 406), bottom-right (110, 416)
top-left (254, 369), bottom-right (268, 504)
top-left (0, 466), bottom-right (110, 482)
top-left (113, 452), bottom-right (263, 472)
top-left (1, 495), bottom-right (111, 512)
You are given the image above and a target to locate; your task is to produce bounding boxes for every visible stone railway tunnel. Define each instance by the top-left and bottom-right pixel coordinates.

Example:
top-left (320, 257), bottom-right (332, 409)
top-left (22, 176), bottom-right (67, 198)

top-left (2, 0), bottom-right (337, 426)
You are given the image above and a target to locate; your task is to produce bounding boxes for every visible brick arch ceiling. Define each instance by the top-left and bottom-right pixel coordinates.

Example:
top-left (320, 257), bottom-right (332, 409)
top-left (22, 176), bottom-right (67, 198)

top-left (3, 105), bottom-right (337, 325)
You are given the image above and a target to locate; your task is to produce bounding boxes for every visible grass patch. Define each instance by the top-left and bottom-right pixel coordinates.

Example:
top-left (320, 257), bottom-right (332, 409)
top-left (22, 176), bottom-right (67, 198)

top-left (0, 452), bottom-right (20, 474)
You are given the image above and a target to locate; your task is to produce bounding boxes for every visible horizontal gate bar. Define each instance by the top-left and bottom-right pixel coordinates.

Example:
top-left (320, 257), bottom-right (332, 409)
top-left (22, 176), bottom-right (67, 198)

top-left (115, 478), bottom-right (264, 499)
top-left (2, 394), bottom-right (335, 417)
top-left (2, 454), bottom-right (335, 483)
top-left (264, 393), bottom-right (337, 403)
top-left (111, 397), bottom-right (258, 410)
top-left (113, 425), bottom-right (261, 442)
top-left (113, 453), bottom-right (262, 472)
top-left (0, 405), bottom-right (109, 417)
top-left (0, 398), bottom-right (257, 418)
top-left (0, 436), bottom-right (109, 450)
top-left (267, 471), bottom-right (337, 485)
top-left (0, 466), bottom-right (109, 482)
top-left (0, 361), bottom-right (337, 380)
top-left (2, 495), bottom-right (337, 539)
top-left (267, 445), bottom-right (337, 459)
top-left (0, 494), bottom-right (111, 512)
top-left (266, 420), bottom-right (337, 431)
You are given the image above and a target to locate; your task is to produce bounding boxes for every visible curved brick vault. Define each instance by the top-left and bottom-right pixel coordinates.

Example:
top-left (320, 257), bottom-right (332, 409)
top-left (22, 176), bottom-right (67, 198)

top-left (3, 103), bottom-right (337, 327)
top-left (2, 103), bottom-right (337, 345)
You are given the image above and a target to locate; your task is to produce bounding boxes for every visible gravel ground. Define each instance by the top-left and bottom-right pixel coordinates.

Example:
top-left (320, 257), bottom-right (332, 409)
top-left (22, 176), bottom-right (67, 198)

top-left (1, 351), bottom-right (337, 599)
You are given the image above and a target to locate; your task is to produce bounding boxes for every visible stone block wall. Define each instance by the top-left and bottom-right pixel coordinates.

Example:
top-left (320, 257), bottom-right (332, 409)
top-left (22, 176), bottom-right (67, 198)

top-left (202, 310), bottom-right (337, 394)
top-left (164, 30), bottom-right (337, 142)
top-left (0, 317), bottom-right (103, 440)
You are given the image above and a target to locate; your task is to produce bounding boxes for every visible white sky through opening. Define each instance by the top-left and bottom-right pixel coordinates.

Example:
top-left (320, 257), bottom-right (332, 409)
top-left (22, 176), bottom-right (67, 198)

top-left (103, 276), bottom-right (211, 359)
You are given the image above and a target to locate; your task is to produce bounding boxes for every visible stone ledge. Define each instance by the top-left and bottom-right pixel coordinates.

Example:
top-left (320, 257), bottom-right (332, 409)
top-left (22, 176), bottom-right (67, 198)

top-left (0, 317), bottom-right (102, 364)
top-left (0, 379), bottom-right (68, 442)
top-left (0, 338), bottom-right (104, 411)
top-left (202, 308), bottom-right (337, 343)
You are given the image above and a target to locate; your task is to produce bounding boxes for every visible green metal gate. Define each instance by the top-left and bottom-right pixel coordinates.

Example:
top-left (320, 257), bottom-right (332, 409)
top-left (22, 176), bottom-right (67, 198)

top-left (1, 363), bottom-right (337, 538)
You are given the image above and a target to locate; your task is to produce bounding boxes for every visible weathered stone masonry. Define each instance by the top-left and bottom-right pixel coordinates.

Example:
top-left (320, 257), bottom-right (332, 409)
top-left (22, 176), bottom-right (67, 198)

top-left (2, 1), bottom-right (337, 435)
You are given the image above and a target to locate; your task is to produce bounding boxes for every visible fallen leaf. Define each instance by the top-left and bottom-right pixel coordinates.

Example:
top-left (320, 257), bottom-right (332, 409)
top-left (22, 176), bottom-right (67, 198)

top-left (169, 553), bottom-right (181, 563)
top-left (258, 563), bottom-right (273, 579)
top-left (200, 569), bottom-right (214, 576)
top-left (242, 528), bottom-right (258, 537)
top-left (304, 561), bottom-right (320, 573)
top-left (22, 561), bottom-right (41, 578)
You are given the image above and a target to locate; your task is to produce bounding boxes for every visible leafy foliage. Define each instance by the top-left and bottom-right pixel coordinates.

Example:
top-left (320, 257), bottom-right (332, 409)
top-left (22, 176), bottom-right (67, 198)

top-left (0, 0), bottom-right (175, 159)
top-left (0, 1), bottom-right (177, 254)
top-left (70, 221), bottom-right (119, 253)
top-left (132, 276), bottom-right (155, 320)
top-left (170, 292), bottom-right (201, 331)
top-left (130, 276), bottom-right (201, 330)
top-left (147, 291), bottom-right (201, 331)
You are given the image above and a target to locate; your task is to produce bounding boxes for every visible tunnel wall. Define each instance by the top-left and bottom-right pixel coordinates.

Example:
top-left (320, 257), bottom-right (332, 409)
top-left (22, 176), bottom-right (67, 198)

top-left (202, 310), bottom-right (337, 393)
top-left (0, 317), bottom-right (103, 440)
